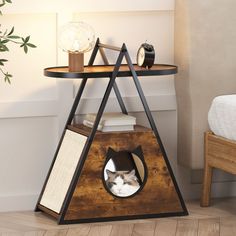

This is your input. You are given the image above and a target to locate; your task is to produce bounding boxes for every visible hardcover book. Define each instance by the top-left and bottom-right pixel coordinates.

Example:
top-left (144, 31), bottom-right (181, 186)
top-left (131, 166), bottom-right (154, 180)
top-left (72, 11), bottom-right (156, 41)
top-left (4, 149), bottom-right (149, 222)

top-left (85, 112), bottom-right (136, 126)
top-left (83, 119), bottom-right (134, 132)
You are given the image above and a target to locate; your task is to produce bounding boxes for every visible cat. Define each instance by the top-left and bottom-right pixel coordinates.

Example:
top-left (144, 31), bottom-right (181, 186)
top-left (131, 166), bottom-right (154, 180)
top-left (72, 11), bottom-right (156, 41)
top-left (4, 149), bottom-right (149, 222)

top-left (106, 169), bottom-right (140, 197)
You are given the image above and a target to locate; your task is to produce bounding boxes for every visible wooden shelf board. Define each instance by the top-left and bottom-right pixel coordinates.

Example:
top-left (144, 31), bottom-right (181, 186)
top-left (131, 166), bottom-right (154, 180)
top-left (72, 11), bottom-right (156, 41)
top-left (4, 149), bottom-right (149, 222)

top-left (37, 204), bottom-right (59, 220)
top-left (67, 124), bottom-right (152, 137)
top-left (44, 64), bottom-right (177, 79)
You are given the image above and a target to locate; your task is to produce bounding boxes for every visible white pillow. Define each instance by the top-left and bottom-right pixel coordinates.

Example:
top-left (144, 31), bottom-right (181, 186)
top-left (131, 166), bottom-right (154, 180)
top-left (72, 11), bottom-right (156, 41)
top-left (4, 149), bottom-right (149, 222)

top-left (208, 95), bottom-right (236, 141)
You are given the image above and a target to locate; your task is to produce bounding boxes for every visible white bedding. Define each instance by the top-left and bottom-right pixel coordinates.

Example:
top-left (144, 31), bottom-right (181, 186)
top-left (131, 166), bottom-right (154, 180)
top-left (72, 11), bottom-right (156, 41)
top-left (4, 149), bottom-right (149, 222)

top-left (208, 95), bottom-right (236, 141)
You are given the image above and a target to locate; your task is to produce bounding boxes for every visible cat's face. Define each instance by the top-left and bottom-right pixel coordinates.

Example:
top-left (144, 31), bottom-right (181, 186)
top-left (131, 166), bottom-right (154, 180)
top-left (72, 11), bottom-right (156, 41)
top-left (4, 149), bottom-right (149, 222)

top-left (106, 169), bottom-right (140, 197)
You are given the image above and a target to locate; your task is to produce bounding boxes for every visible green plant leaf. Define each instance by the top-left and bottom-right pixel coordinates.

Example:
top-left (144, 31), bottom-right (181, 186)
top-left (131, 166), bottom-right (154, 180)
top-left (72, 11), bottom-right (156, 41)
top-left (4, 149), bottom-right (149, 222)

top-left (4, 75), bottom-right (12, 84)
top-left (23, 45), bottom-right (28, 53)
top-left (26, 43), bottom-right (37, 48)
top-left (6, 0), bottom-right (12, 3)
top-left (24, 36), bottom-right (30, 43)
top-left (0, 44), bottom-right (9, 51)
top-left (3, 71), bottom-right (12, 84)
top-left (7, 35), bottom-right (21, 39)
top-left (1, 39), bottom-right (9, 44)
top-left (0, 59), bottom-right (8, 65)
top-left (7, 26), bottom-right (14, 36)
top-left (0, 0), bottom-right (6, 8)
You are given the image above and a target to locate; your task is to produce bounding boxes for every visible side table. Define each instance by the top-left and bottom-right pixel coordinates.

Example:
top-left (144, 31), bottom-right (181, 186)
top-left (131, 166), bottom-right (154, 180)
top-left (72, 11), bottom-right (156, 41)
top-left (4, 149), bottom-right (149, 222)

top-left (35, 39), bottom-right (188, 224)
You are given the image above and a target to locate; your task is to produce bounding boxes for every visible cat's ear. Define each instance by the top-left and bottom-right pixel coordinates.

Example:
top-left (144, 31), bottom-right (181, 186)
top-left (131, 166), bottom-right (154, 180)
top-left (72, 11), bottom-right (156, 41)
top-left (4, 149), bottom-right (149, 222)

top-left (129, 169), bottom-right (136, 176)
top-left (106, 169), bottom-right (115, 177)
top-left (107, 147), bottom-right (117, 158)
top-left (132, 145), bottom-right (143, 156)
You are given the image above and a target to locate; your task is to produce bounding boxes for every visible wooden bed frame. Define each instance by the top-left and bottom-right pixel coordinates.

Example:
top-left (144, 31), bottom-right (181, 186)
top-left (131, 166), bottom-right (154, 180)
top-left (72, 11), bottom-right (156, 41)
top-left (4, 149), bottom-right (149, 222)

top-left (201, 131), bottom-right (236, 207)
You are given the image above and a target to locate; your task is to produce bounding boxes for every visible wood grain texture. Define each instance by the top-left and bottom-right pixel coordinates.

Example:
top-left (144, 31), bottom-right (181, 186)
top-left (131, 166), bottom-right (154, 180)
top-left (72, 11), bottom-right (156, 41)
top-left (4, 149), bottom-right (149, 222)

top-left (132, 222), bottom-right (156, 236)
top-left (68, 124), bottom-right (151, 137)
top-left (0, 198), bottom-right (236, 235)
top-left (201, 132), bottom-right (236, 207)
top-left (37, 205), bottom-right (59, 220)
top-left (44, 64), bottom-right (177, 79)
top-left (24, 231), bottom-right (46, 236)
top-left (206, 132), bottom-right (236, 174)
top-left (43, 229), bottom-right (68, 236)
top-left (154, 219), bottom-right (177, 236)
top-left (201, 132), bottom-right (213, 207)
top-left (87, 225), bottom-right (113, 236)
top-left (198, 218), bottom-right (220, 236)
top-left (64, 125), bottom-right (183, 221)
top-left (66, 225), bottom-right (91, 236)
top-left (176, 219), bottom-right (198, 236)
top-left (1, 233), bottom-right (45, 236)
top-left (110, 224), bottom-right (134, 236)
top-left (220, 216), bottom-right (236, 236)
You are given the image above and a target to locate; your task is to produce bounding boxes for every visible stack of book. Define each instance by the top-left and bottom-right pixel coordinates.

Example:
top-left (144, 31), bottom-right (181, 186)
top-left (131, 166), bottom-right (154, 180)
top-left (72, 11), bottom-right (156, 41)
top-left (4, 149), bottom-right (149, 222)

top-left (83, 112), bottom-right (136, 132)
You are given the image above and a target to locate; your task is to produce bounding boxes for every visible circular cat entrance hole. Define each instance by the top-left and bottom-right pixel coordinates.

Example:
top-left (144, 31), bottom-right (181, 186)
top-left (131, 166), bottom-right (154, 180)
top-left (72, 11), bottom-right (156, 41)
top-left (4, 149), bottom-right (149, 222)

top-left (103, 146), bottom-right (147, 198)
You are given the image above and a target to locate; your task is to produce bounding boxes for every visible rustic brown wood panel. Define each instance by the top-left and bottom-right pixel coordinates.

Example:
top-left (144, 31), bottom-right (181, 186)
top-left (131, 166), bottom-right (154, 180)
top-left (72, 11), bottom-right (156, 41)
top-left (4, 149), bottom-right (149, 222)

top-left (64, 125), bottom-right (183, 221)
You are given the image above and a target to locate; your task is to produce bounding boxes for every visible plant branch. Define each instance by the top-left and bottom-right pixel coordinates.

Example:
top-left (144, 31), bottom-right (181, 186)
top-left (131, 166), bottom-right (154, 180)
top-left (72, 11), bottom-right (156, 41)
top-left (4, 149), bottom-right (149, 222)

top-left (0, 24), bottom-right (37, 83)
top-left (0, 65), bottom-right (12, 83)
top-left (0, 36), bottom-right (22, 44)
top-left (0, 0), bottom-right (12, 14)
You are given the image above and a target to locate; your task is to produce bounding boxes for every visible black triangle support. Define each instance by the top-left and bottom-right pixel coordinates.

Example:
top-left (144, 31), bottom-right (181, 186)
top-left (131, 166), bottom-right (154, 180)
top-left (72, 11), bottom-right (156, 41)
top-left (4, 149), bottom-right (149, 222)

top-left (59, 44), bottom-right (127, 223)
top-left (124, 48), bottom-right (188, 215)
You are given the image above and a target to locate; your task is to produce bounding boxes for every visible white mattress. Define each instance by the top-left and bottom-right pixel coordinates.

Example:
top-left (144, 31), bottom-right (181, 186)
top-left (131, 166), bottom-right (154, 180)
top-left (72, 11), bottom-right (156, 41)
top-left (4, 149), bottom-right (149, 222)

top-left (208, 95), bottom-right (236, 141)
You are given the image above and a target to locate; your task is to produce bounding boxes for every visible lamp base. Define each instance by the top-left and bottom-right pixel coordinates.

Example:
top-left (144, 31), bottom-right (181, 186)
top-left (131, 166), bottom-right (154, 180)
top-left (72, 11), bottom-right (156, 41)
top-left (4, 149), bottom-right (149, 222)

top-left (69, 53), bottom-right (84, 72)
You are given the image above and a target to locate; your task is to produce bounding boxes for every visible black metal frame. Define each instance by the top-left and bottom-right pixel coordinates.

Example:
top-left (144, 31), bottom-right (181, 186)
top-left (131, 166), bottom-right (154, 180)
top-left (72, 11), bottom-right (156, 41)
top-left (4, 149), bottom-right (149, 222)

top-left (35, 38), bottom-right (188, 224)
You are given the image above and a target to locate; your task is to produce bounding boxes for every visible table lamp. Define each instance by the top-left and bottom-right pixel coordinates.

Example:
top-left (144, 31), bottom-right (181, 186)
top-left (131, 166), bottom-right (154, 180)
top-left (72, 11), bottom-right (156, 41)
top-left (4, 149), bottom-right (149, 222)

top-left (58, 21), bottom-right (95, 72)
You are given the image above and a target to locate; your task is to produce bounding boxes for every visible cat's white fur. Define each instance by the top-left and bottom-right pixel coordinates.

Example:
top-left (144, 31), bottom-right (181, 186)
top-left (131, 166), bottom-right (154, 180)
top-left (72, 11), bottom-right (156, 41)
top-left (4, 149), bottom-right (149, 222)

top-left (110, 175), bottom-right (140, 197)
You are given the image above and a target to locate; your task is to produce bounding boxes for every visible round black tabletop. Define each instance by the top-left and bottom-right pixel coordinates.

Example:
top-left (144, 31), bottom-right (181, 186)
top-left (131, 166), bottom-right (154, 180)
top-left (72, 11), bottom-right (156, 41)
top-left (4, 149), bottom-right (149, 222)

top-left (44, 64), bottom-right (177, 79)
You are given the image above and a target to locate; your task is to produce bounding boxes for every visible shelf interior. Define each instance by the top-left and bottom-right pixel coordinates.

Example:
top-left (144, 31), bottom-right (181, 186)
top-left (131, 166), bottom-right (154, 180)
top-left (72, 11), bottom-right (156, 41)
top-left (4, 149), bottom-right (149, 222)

top-left (67, 124), bottom-right (152, 137)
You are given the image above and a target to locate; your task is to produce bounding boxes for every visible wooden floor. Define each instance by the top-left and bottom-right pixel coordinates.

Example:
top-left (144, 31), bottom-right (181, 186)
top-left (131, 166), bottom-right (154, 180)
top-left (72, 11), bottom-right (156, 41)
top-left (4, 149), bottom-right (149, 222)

top-left (0, 198), bottom-right (235, 236)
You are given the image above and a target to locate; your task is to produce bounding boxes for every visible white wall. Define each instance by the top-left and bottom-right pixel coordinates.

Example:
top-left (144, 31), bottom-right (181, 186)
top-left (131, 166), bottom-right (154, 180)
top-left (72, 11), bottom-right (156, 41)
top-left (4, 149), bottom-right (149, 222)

top-left (174, 0), bottom-right (236, 198)
top-left (0, 0), bottom-right (178, 211)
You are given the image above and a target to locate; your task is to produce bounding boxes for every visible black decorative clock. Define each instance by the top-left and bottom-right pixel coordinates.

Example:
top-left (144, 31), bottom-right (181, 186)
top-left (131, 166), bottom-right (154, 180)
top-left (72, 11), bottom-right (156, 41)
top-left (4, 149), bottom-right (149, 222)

top-left (137, 43), bottom-right (155, 69)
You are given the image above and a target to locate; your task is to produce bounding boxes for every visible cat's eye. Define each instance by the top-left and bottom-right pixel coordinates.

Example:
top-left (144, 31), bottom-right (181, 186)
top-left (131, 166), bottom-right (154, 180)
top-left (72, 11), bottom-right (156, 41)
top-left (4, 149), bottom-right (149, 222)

top-left (103, 147), bottom-right (147, 198)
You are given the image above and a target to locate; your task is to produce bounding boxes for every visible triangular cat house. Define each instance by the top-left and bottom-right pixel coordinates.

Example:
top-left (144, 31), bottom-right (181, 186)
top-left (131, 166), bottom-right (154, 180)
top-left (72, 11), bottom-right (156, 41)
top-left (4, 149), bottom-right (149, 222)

top-left (35, 39), bottom-right (188, 224)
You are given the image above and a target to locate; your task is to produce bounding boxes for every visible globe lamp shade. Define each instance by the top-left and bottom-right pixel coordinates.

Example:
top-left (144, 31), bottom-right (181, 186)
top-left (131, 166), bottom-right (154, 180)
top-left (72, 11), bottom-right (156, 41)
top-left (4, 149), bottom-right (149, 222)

top-left (58, 21), bottom-right (95, 72)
